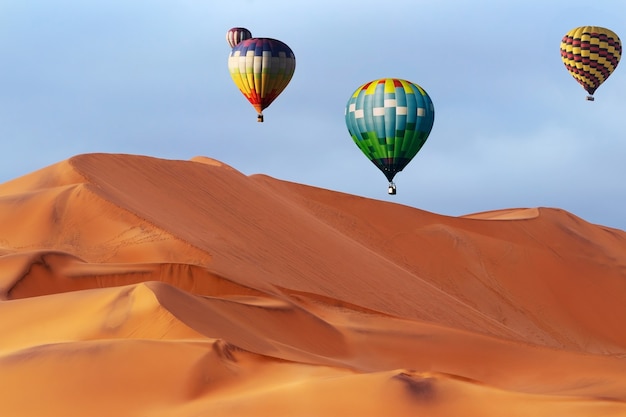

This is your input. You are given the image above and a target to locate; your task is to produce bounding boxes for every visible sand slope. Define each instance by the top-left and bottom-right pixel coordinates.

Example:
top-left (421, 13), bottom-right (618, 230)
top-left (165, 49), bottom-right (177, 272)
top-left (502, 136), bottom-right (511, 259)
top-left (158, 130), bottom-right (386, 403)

top-left (0, 153), bottom-right (625, 416)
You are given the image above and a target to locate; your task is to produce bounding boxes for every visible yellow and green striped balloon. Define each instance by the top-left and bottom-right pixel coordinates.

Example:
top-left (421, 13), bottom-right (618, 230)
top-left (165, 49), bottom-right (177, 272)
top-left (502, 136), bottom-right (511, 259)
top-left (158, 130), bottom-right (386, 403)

top-left (228, 38), bottom-right (296, 122)
top-left (560, 26), bottom-right (621, 100)
top-left (345, 78), bottom-right (434, 193)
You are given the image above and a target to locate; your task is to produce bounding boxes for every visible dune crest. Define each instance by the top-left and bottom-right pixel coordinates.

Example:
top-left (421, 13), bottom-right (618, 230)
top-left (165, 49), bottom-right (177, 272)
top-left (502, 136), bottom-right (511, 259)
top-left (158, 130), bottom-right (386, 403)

top-left (463, 207), bottom-right (540, 220)
top-left (1, 153), bottom-right (625, 417)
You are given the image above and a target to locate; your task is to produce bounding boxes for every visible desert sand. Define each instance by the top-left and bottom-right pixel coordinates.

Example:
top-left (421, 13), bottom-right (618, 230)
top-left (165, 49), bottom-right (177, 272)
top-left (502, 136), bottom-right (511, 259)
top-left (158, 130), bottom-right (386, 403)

top-left (0, 153), bottom-right (625, 416)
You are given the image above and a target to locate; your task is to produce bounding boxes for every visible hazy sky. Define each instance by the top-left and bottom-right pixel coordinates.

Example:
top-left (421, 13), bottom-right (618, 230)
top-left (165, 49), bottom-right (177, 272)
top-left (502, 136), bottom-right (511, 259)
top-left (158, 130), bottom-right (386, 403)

top-left (1, 0), bottom-right (625, 230)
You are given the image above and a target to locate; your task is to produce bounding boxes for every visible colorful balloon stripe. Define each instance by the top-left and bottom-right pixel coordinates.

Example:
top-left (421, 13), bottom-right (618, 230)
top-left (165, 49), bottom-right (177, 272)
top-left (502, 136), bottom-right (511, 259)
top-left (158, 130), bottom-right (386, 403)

top-left (560, 26), bottom-right (621, 97)
top-left (228, 38), bottom-right (296, 121)
top-left (226, 27), bottom-right (252, 49)
top-left (345, 78), bottom-right (434, 183)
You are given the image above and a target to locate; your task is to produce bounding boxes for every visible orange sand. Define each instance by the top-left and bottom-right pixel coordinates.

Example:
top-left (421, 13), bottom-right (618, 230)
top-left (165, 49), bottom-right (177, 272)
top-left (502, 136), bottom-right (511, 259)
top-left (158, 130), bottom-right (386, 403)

top-left (0, 153), bottom-right (625, 416)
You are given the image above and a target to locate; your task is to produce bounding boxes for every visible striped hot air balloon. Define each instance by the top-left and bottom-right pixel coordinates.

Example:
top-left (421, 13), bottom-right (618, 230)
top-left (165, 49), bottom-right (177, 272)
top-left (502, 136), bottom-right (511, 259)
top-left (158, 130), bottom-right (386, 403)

top-left (226, 27), bottom-right (252, 49)
top-left (228, 38), bottom-right (296, 122)
top-left (560, 26), bottom-right (621, 101)
top-left (345, 78), bottom-right (435, 195)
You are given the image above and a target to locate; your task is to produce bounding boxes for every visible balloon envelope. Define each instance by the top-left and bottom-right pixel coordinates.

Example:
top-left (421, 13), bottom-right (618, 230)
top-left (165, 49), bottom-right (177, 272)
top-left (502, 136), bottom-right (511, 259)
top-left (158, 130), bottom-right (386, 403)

top-left (560, 26), bottom-right (621, 98)
top-left (226, 27), bottom-right (252, 49)
top-left (228, 38), bottom-right (296, 122)
top-left (345, 78), bottom-right (434, 185)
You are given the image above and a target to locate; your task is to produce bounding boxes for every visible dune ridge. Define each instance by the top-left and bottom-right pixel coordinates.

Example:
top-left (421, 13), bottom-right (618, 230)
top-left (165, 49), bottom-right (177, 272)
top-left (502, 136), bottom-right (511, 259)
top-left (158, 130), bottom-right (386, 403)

top-left (0, 153), bottom-right (625, 416)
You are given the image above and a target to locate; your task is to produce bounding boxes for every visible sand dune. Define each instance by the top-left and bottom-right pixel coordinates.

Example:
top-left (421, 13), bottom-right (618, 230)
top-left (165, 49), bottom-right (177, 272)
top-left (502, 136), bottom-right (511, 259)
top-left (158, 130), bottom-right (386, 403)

top-left (0, 153), bottom-right (625, 416)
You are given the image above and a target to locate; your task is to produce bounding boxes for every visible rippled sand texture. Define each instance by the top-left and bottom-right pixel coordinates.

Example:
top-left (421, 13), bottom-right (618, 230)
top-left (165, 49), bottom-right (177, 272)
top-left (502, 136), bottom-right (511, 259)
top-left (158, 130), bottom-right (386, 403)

top-left (1, 153), bottom-right (625, 417)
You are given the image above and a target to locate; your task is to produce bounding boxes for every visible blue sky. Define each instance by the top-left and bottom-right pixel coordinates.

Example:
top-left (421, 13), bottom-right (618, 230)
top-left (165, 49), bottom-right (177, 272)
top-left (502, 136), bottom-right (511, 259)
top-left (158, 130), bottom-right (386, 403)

top-left (1, 0), bottom-right (625, 230)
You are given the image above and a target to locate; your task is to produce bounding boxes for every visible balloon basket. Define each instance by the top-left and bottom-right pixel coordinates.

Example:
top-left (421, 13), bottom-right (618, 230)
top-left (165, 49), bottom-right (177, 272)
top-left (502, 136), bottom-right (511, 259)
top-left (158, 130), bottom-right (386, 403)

top-left (586, 95), bottom-right (595, 101)
top-left (388, 182), bottom-right (396, 195)
top-left (257, 114), bottom-right (264, 122)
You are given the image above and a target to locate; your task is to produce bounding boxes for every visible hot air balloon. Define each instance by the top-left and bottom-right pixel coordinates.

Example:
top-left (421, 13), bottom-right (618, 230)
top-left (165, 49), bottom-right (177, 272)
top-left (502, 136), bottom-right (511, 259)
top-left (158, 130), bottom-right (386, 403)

top-left (228, 37), bottom-right (296, 122)
top-left (560, 26), bottom-right (621, 101)
top-left (226, 27), bottom-right (252, 49)
top-left (345, 78), bottom-right (434, 195)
